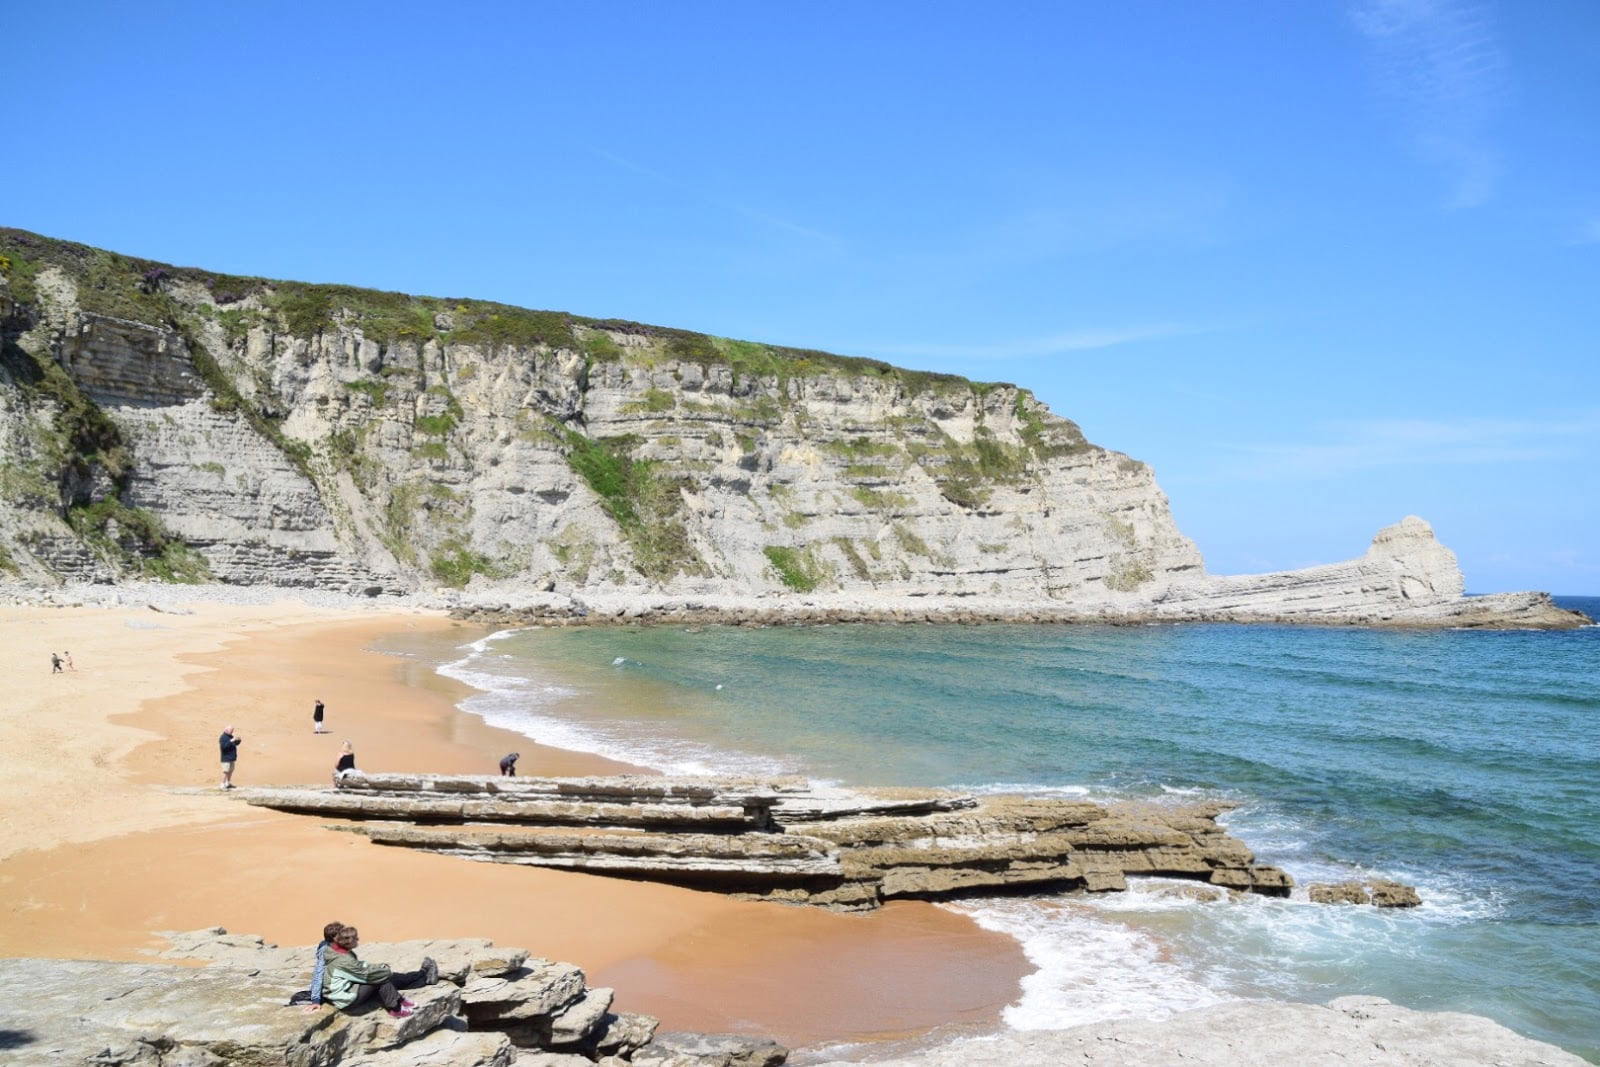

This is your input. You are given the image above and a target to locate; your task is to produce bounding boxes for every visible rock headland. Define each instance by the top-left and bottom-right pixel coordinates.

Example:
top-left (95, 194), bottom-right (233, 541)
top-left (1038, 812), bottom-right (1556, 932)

top-left (0, 230), bottom-right (1585, 630)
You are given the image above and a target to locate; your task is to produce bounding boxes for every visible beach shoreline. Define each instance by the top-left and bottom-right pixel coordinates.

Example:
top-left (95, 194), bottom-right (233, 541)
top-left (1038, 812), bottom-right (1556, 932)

top-left (0, 599), bottom-right (1030, 1049)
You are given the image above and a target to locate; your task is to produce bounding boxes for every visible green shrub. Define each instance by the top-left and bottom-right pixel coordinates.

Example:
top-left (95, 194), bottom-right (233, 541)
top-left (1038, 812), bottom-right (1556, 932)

top-left (763, 545), bottom-right (825, 592)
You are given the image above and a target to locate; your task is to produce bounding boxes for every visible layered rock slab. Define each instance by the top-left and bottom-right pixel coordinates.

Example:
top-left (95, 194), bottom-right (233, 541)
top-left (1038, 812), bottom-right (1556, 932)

top-left (245, 775), bottom-right (1319, 911)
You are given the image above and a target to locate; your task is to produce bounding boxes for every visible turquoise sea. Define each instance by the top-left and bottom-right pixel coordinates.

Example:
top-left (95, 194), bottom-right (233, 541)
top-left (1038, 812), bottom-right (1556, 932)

top-left (400, 597), bottom-right (1600, 1060)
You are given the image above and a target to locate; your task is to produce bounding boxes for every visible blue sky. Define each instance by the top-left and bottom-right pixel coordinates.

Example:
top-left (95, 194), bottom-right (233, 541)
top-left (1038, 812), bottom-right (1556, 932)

top-left (5, 1), bottom-right (1596, 592)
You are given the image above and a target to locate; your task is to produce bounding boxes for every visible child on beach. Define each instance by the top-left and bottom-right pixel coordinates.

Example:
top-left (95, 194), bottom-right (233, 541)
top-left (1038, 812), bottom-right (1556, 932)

top-left (50, 653), bottom-right (62, 674)
top-left (63, 651), bottom-right (75, 671)
top-left (333, 740), bottom-right (357, 786)
top-left (313, 699), bottom-right (326, 733)
top-left (321, 926), bottom-right (438, 1018)
top-left (499, 752), bottom-right (520, 777)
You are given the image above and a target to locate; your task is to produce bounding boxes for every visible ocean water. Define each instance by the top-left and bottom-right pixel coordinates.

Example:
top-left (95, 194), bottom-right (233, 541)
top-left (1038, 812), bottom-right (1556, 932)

top-left (399, 597), bottom-right (1600, 1059)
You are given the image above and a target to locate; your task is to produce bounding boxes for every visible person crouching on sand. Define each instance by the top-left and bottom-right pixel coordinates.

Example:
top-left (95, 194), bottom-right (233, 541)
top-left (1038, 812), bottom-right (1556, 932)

top-left (499, 752), bottom-right (519, 777)
top-left (333, 740), bottom-right (357, 786)
top-left (321, 925), bottom-right (438, 1018)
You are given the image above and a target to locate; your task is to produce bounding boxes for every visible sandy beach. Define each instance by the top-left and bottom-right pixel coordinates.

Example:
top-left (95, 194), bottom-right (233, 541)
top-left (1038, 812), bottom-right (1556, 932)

top-left (0, 601), bottom-right (1027, 1048)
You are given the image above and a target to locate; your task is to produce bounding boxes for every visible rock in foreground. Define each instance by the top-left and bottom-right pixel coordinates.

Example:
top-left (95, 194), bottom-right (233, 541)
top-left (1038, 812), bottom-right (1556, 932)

top-left (0, 929), bottom-right (785, 1067)
top-left (809, 997), bottom-right (1585, 1066)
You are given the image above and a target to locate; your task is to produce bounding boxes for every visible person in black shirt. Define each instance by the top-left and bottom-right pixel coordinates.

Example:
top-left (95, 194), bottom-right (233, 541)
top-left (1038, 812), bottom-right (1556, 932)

top-left (499, 752), bottom-right (520, 777)
top-left (219, 726), bottom-right (242, 790)
top-left (51, 653), bottom-right (62, 674)
top-left (333, 740), bottom-right (357, 786)
top-left (313, 699), bottom-right (327, 734)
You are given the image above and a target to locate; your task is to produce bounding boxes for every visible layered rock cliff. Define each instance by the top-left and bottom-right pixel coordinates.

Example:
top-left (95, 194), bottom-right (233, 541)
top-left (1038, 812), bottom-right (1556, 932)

top-left (0, 229), bottom-right (1584, 628)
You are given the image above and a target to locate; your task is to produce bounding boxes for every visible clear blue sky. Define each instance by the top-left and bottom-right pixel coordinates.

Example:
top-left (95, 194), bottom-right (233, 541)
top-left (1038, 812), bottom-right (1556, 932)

top-left (5, 2), bottom-right (1597, 592)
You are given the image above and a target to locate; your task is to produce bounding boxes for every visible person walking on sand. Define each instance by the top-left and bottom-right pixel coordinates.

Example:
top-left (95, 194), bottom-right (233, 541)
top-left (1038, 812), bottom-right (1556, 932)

top-left (50, 653), bottom-right (62, 674)
top-left (313, 698), bottom-right (327, 734)
top-left (322, 925), bottom-right (438, 1018)
top-left (333, 740), bottom-right (357, 786)
top-left (499, 752), bottom-right (519, 777)
top-left (218, 726), bottom-right (242, 790)
top-left (63, 651), bottom-right (75, 671)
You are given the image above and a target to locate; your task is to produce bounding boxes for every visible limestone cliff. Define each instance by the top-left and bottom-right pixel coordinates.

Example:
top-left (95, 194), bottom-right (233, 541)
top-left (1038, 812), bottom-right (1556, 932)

top-left (0, 229), bottom-right (1584, 629)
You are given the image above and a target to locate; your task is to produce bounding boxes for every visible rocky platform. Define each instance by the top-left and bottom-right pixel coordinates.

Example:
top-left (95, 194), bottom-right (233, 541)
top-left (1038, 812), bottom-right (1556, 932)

top-left (0, 928), bottom-right (787, 1067)
top-left (807, 997), bottom-right (1586, 1066)
top-left (239, 774), bottom-right (1425, 912)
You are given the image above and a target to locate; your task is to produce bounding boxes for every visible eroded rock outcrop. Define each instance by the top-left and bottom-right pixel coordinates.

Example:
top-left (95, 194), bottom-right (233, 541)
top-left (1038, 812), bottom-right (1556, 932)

top-left (242, 775), bottom-right (1323, 910)
top-left (0, 229), bottom-right (1583, 628)
top-left (0, 928), bottom-right (784, 1067)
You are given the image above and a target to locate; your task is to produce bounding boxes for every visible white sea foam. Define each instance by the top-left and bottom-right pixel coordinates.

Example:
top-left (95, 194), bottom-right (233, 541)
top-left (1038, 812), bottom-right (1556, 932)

top-left (947, 896), bottom-right (1235, 1030)
top-left (436, 631), bottom-right (793, 778)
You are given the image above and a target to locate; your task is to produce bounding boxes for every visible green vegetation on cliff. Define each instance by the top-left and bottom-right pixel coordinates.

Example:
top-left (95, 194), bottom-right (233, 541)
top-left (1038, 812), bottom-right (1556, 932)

top-left (559, 424), bottom-right (701, 580)
top-left (0, 227), bottom-right (1013, 400)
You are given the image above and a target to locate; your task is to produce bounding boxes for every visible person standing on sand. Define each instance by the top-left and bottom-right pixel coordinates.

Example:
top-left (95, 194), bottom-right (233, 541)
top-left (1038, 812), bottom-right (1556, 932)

top-left (321, 925), bottom-right (438, 1018)
top-left (499, 752), bottom-right (519, 776)
top-left (63, 651), bottom-right (75, 671)
top-left (313, 699), bottom-right (326, 734)
top-left (218, 726), bottom-right (242, 789)
top-left (50, 653), bottom-right (62, 674)
top-left (333, 740), bottom-right (357, 786)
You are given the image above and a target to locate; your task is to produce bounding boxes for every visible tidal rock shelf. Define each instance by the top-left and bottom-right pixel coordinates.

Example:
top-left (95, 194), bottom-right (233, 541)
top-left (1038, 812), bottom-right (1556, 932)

top-left (0, 927), bottom-right (786, 1067)
top-left (238, 774), bottom-right (1354, 911)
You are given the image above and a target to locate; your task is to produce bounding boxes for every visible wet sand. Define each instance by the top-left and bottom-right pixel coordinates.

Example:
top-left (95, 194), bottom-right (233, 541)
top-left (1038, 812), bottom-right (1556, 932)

top-left (0, 604), bottom-right (1027, 1047)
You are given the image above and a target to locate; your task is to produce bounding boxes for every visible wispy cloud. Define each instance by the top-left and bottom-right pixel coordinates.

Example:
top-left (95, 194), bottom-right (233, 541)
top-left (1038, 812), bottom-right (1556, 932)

top-left (1351, 0), bottom-right (1508, 208)
top-left (592, 149), bottom-right (839, 244)
top-left (1570, 216), bottom-right (1600, 246)
top-left (1210, 410), bottom-right (1600, 480)
top-left (859, 323), bottom-right (1203, 361)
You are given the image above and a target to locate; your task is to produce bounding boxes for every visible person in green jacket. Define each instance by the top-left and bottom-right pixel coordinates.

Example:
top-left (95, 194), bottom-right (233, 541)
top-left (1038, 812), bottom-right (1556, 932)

top-left (320, 925), bottom-right (438, 1017)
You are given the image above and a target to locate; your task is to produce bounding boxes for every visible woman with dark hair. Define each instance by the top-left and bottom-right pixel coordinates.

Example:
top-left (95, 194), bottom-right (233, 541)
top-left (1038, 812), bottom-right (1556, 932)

top-left (321, 926), bottom-right (438, 1018)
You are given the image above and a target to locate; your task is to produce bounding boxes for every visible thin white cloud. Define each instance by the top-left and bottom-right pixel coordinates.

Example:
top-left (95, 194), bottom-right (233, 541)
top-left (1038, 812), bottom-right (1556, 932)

top-left (592, 149), bottom-right (839, 245)
top-left (1570, 216), bottom-right (1600, 246)
top-left (1351, 0), bottom-right (1507, 208)
top-left (1208, 411), bottom-right (1600, 481)
top-left (862, 323), bottom-right (1202, 361)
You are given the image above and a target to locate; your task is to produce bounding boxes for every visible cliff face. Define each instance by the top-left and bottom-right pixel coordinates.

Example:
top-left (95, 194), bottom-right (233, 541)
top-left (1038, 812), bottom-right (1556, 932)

top-left (0, 229), bottom-right (1584, 628)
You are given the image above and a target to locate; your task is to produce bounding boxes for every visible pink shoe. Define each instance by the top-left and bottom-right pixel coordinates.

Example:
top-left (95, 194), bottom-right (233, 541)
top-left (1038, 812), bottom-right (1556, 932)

top-left (387, 1006), bottom-right (413, 1019)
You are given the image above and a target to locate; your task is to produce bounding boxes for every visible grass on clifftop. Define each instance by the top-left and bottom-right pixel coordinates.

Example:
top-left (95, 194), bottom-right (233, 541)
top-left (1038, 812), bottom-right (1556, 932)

top-left (0, 227), bottom-right (1016, 400)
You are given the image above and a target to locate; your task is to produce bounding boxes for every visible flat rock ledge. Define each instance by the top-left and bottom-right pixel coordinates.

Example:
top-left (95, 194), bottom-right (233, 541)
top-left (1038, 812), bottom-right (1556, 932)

top-left (239, 775), bottom-right (1419, 912)
top-left (807, 997), bottom-right (1586, 1066)
top-left (0, 929), bottom-right (786, 1067)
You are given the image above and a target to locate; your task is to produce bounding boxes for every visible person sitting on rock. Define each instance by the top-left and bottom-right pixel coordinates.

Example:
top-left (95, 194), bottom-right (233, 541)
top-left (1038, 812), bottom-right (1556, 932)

top-left (333, 740), bottom-right (357, 787)
top-left (321, 925), bottom-right (438, 1019)
top-left (306, 920), bottom-right (344, 1008)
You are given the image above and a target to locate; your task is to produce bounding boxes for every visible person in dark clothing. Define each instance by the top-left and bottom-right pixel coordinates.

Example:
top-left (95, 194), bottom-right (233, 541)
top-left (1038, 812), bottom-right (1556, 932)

top-left (333, 740), bottom-right (357, 786)
top-left (218, 726), bottom-right (242, 790)
top-left (499, 752), bottom-right (520, 776)
top-left (313, 699), bottom-right (327, 734)
top-left (51, 653), bottom-right (62, 674)
top-left (322, 926), bottom-right (438, 1017)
